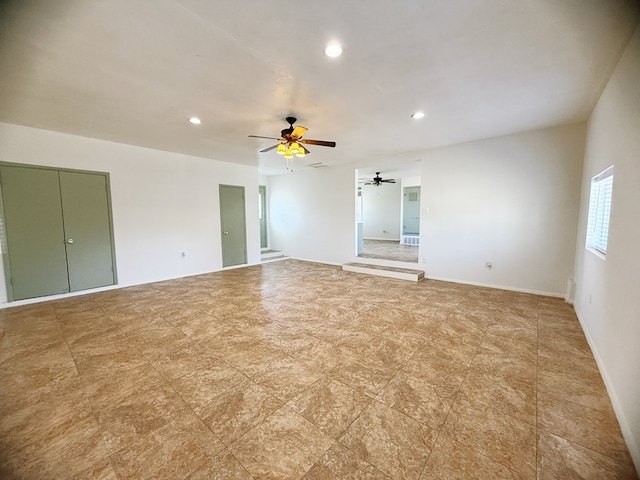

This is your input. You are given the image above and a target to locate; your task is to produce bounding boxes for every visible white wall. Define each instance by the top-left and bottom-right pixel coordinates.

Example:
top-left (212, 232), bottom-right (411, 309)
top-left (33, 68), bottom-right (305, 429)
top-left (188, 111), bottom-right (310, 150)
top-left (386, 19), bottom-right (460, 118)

top-left (573, 25), bottom-right (640, 471)
top-left (0, 123), bottom-right (261, 305)
top-left (401, 176), bottom-right (421, 188)
top-left (420, 123), bottom-right (585, 296)
top-left (268, 165), bottom-right (355, 265)
top-left (362, 182), bottom-right (401, 240)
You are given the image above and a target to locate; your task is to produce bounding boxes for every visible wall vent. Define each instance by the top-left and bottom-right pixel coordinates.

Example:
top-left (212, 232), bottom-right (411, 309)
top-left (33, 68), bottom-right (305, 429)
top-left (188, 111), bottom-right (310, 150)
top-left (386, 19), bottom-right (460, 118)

top-left (401, 235), bottom-right (419, 245)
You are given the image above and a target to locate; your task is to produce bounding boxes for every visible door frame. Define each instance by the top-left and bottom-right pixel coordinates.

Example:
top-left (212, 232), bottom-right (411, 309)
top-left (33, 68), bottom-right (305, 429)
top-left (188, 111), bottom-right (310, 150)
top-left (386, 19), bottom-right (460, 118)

top-left (0, 161), bottom-right (118, 302)
top-left (402, 185), bottom-right (421, 235)
top-left (259, 185), bottom-right (268, 249)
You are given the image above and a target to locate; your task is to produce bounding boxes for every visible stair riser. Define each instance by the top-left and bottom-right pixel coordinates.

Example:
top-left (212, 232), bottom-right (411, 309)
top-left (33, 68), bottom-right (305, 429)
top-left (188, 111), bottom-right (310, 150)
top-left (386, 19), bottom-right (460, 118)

top-left (342, 265), bottom-right (423, 282)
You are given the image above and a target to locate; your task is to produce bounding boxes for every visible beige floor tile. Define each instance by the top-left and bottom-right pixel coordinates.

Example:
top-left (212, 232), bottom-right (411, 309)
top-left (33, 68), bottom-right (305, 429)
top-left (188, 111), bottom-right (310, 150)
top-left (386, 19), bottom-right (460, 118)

top-left (537, 345), bottom-right (611, 409)
top-left (200, 379), bottom-right (283, 446)
top-left (288, 376), bottom-right (372, 439)
top-left (537, 391), bottom-right (633, 464)
top-left (230, 405), bottom-right (334, 480)
top-left (421, 331), bottom-right (480, 365)
top-left (480, 331), bottom-right (537, 358)
top-left (376, 371), bottom-right (458, 430)
top-left (402, 349), bottom-right (470, 391)
top-left (108, 422), bottom-right (210, 480)
top-left (169, 364), bottom-right (246, 416)
top-left (421, 433), bottom-right (527, 479)
top-left (70, 459), bottom-right (119, 480)
top-left (304, 441), bottom-right (390, 479)
top-left (537, 431), bottom-right (638, 480)
top-left (149, 340), bottom-right (223, 380)
top-left (441, 312), bottom-right (489, 342)
top-left (329, 360), bottom-right (397, 396)
top-left (459, 370), bottom-right (536, 425)
top-left (486, 316), bottom-right (537, 344)
top-left (251, 355), bottom-right (324, 402)
top-left (287, 337), bottom-right (343, 373)
top-left (96, 385), bottom-right (199, 454)
top-left (471, 346), bottom-right (537, 387)
top-left (5, 415), bottom-right (110, 480)
top-left (0, 390), bottom-right (94, 447)
top-left (339, 399), bottom-right (437, 479)
top-left (1, 357), bottom-right (84, 415)
top-left (0, 260), bottom-right (635, 479)
top-left (82, 362), bottom-right (166, 412)
top-left (187, 450), bottom-right (253, 479)
top-left (124, 321), bottom-right (192, 360)
top-left (207, 335), bottom-right (285, 376)
top-left (442, 394), bottom-right (536, 478)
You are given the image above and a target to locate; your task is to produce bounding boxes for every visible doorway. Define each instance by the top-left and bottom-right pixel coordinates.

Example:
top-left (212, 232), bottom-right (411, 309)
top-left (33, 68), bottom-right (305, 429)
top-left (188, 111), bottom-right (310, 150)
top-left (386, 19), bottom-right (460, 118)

top-left (219, 184), bottom-right (247, 267)
top-left (259, 185), bottom-right (267, 249)
top-left (356, 165), bottom-right (421, 263)
top-left (402, 186), bottom-right (421, 236)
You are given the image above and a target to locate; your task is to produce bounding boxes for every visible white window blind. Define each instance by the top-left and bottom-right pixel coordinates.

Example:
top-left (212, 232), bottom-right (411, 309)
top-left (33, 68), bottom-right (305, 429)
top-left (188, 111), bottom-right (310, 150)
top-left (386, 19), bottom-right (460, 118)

top-left (586, 166), bottom-right (613, 256)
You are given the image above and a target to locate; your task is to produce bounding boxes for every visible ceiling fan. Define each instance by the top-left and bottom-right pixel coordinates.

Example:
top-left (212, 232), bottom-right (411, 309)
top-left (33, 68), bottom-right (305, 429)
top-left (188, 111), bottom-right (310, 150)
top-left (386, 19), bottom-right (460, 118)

top-left (248, 117), bottom-right (336, 167)
top-left (364, 172), bottom-right (396, 186)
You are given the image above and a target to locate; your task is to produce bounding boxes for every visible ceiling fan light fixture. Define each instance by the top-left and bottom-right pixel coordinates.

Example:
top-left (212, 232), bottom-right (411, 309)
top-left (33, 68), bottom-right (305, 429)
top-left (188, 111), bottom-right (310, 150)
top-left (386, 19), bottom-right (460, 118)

top-left (284, 149), bottom-right (293, 159)
top-left (276, 144), bottom-right (286, 155)
top-left (289, 142), bottom-right (300, 154)
top-left (295, 149), bottom-right (305, 158)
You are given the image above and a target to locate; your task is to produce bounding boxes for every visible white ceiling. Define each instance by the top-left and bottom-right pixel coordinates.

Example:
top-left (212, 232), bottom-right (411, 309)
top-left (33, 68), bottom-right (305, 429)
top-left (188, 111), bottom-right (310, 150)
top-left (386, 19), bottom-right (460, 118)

top-left (0, 1), bottom-right (638, 175)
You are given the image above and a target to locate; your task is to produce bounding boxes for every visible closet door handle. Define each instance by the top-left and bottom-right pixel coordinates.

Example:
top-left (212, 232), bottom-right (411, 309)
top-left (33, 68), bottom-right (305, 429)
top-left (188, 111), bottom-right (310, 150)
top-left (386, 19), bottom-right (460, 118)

top-left (66, 238), bottom-right (74, 244)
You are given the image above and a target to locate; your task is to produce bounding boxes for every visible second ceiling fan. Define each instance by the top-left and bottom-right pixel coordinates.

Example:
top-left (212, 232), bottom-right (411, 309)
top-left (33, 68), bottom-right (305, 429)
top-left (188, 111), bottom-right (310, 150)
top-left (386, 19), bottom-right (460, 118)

top-left (364, 172), bottom-right (396, 186)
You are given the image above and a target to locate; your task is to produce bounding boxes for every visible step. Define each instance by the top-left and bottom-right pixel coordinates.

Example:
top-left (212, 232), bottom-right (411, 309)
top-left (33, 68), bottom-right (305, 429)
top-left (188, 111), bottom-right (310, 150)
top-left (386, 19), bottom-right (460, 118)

top-left (261, 249), bottom-right (288, 263)
top-left (261, 255), bottom-right (287, 263)
top-left (342, 262), bottom-right (425, 282)
top-left (261, 249), bottom-right (283, 259)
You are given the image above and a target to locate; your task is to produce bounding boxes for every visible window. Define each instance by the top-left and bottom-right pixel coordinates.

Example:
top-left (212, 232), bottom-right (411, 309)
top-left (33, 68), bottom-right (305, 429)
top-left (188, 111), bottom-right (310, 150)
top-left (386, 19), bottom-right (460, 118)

top-left (586, 166), bottom-right (613, 256)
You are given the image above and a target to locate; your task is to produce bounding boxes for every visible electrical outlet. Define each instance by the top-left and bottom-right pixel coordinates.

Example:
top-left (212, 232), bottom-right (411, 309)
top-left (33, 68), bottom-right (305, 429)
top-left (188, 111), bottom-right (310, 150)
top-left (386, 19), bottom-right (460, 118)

top-left (485, 262), bottom-right (492, 270)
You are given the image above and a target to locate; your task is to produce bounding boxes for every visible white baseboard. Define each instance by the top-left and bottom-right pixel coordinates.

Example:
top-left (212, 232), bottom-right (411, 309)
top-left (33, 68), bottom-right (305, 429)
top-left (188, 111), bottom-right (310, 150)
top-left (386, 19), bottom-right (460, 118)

top-left (424, 274), bottom-right (565, 298)
top-left (289, 257), bottom-right (342, 267)
top-left (573, 306), bottom-right (640, 476)
top-left (363, 237), bottom-right (401, 242)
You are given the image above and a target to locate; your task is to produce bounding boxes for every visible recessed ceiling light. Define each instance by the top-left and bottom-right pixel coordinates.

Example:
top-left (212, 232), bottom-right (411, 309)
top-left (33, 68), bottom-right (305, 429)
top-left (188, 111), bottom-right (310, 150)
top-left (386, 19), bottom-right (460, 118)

top-left (325, 42), bottom-right (342, 58)
top-left (411, 111), bottom-right (425, 119)
top-left (188, 117), bottom-right (202, 125)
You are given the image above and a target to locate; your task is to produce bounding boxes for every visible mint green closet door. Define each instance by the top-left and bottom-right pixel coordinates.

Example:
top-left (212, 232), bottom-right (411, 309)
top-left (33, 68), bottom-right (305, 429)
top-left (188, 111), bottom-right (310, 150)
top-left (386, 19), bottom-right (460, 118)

top-left (0, 166), bottom-right (70, 299)
top-left (220, 185), bottom-right (247, 267)
top-left (59, 171), bottom-right (115, 291)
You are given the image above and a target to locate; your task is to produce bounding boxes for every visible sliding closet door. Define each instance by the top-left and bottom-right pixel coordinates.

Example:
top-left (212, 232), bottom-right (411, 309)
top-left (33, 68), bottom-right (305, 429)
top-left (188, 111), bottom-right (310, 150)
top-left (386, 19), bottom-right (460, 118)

top-left (59, 171), bottom-right (115, 291)
top-left (0, 166), bottom-right (70, 299)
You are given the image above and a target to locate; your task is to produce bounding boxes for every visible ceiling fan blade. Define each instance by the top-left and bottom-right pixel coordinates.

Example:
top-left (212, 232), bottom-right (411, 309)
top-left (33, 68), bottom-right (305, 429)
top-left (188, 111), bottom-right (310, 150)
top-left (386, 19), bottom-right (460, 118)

top-left (299, 139), bottom-right (336, 147)
top-left (248, 135), bottom-right (282, 140)
top-left (291, 126), bottom-right (308, 138)
top-left (381, 179), bottom-right (396, 183)
top-left (259, 144), bottom-right (280, 153)
top-left (301, 145), bottom-right (311, 155)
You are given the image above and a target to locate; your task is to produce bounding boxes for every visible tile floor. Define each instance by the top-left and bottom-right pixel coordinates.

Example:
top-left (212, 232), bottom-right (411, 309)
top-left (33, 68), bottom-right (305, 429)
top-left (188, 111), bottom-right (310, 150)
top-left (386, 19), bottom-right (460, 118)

top-left (0, 259), bottom-right (637, 479)
top-left (358, 239), bottom-right (419, 263)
